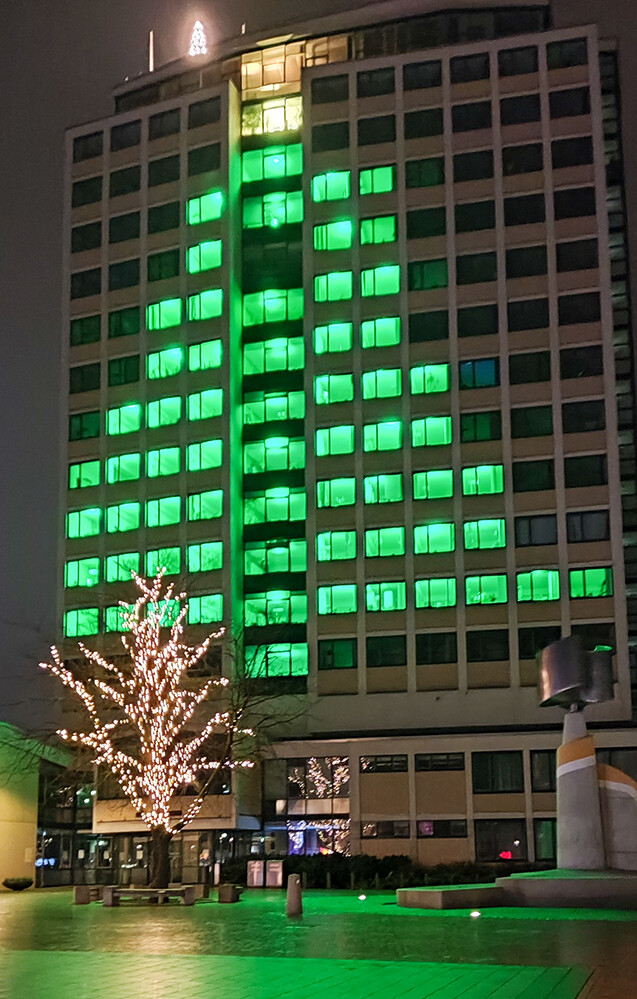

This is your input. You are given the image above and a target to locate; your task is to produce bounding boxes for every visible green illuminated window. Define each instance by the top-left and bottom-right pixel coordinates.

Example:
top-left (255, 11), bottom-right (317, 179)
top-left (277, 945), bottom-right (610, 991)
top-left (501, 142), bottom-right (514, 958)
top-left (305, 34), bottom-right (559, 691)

top-left (314, 373), bottom-right (354, 404)
top-left (65, 557), bottom-right (100, 588)
top-left (361, 265), bottom-right (400, 297)
top-left (186, 189), bottom-right (224, 225)
top-left (361, 316), bottom-right (401, 348)
top-left (311, 171), bottom-right (350, 202)
top-left (187, 489), bottom-right (223, 521)
top-left (244, 437), bottom-right (305, 474)
top-left (244, 539), bottom-right (306, 575)
top-left (517, 569), bottom-right (560, 602)
top-left (243, 190), bottom-right (303, 228)
top-left (66, 507), bottom-right (101, 538)
top-left (187, 541), bottom-right (223, 572)
top-left (414, 523), bottom-right (455, 554)
top-left (244, 591), bottom-right (307, 626)
top-left (360, 216), bottom-right (397, 245)
top-left (462, 465), bottom-right (504, 496)
top-left (187, 388), bottom-right (223, 420)
top-left (359, 165), bottom-right (395, 195)
top-left (107, 403), bottom-right (142, 436)
top-left (314, 271), bottom-right (353, 302)
top-left (106, 453), bottom-right (141, 484)
top-left (317, 584), bottom-right (357, 615)
top-left (146, 346), bottom-right (183, 381)
top-left (316, 477), bottom-right (356, 508)
top-left (364, 473), bottom-right (403, 504)
top-left (242, 144), bottom-right (303, 183)
top-left (146, 547), bottom-right (181, 576)
top-left (189, 340), bottom-right (222, 371)
top-left (243, 390), bottom-right (304, 424)
top-left (188, 594), bottom-right (224, 624)
top-left (146, 447), bottom-right (180, 477)
top-left (187, 439), bottom-right (222, 471)
top-left (363, 421), bottom-right (402, 451)
top-left (106, 501), bottom-right (140, 533)
top-left (186, 239), bottom-right (222, 273)
top-left (313, 322), bottom-right (353, 354)
top-left (316, 425), bottom-right (355, 456)
top-left (244, 337), bottom-right (304, 374)
top-left (411, 417), bottom-right (452, 447)
top-left (569, 567), bottom-right (613, 599)
top-left (187, 288), bottom-right (223, 321)
top-left (366, 581), bottom-right (406, 612)
top-left (410, 364), bottom-right (450, 394)
top-left (245, 643), bottom-right (308, 678)
top-left (362, 368), bottom-right (401, 399)
top-left (149, 599), bottom-right (180, 626)
top-left (144, 496), bottom-right (180, 528)
top-left (365, 527), bottom-right (405, 557)
top-left (69, 460), bottom-right (100, 489)
top-left (465, 574), bottom-right (508, 605)
top-left (146, 298), bottom-right (182, 331)
top-left (313, 220), bottom-right (354, 251)
top-left (64, 608), bottom-right (99, 637)
top-left (415, 578), bottom-right (457, 609)
top-left (104, 552), bottom-right (140, 583)
top-left (103, 605), bottom-right (133, 633)
top-left (413, 469), bottom-right (453, 500)
top-left (464, 519), bottom-right (506, 549)
top-left (244, 487), bottom-right (306, 524)
top-left (146, 396), bottom-right (181, 428)
top-left (243, 288), bottom-right (303, 326)
top-left (317, 531), bottom-right (357, 561)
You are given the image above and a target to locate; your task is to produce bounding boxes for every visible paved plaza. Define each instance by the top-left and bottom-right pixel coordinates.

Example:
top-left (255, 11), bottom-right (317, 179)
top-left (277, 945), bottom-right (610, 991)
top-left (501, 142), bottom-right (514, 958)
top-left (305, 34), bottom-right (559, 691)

top-left (0, 889), bottom-right (635, 998)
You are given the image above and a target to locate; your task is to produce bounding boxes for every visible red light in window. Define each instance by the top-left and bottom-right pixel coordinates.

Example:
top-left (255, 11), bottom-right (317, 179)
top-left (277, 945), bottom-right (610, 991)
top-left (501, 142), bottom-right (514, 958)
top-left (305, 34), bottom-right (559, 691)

top-left (499, 850), bottom-right (512, 860)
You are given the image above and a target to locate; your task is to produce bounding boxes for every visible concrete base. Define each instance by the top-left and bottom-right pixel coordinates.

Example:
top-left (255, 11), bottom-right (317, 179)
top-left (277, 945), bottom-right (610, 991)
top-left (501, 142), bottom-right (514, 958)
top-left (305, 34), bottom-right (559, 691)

top-left (396, 884), bottom-right (506, 910)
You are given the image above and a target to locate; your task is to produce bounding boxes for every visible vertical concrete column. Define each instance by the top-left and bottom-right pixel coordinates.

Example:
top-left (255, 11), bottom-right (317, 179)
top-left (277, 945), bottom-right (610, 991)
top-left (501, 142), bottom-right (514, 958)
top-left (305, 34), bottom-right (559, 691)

top-left (556, 709), bottom-right (605, 870)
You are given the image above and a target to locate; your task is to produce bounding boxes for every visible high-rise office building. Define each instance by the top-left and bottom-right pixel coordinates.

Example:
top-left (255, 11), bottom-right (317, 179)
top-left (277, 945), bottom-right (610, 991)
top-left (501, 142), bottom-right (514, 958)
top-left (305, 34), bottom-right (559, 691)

top-left (57, 1), bottom-right (637, 879)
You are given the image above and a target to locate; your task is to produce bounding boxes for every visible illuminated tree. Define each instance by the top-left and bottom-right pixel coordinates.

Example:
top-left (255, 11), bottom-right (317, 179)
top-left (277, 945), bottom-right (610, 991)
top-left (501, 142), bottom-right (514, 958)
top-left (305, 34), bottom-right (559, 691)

top-left (40, 572), bottom-right (253, 887)
top-left (188, 20), bottom-right (208, 57)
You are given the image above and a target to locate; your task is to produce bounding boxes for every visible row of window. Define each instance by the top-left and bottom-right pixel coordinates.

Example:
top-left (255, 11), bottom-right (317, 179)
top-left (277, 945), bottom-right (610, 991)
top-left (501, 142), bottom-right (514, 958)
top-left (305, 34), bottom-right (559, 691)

top-left (69, 390), bottom-right (223, 440)
top-left (66, 491), bottom-right (223, 537)
top-left (68, 440), bottom-right (223, 488)
top-left (63, 592), bottom-right (223, 637)
top-left (360, 749), bottom-right (557, 792)
top-left (65, 542), bottom-right (223, 586)
top-left (70, 339), bottom-right (222, 394)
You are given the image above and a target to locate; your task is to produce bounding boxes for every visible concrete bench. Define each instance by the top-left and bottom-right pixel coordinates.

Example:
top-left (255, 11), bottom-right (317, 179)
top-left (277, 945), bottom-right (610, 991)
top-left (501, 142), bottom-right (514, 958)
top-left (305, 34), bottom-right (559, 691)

top-left (74, 885), bottom-right (104, 905)
top-left (218, 884), bottom-right (243, 903)
top-left (103, 885), bottom-right (197, 907)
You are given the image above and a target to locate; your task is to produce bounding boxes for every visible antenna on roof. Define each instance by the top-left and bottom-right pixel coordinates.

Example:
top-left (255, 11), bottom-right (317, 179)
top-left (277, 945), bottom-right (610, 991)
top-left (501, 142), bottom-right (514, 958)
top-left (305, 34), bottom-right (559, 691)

top-left (189, 20), bottom-right (208, 56)
top-left (149, 30), bottom-right (155, 72)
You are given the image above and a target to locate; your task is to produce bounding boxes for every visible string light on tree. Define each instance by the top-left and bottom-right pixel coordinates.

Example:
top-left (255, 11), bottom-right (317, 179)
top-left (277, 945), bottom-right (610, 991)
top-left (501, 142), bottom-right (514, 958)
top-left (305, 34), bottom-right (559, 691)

top-left (189, 20), bottom-right (208, 57)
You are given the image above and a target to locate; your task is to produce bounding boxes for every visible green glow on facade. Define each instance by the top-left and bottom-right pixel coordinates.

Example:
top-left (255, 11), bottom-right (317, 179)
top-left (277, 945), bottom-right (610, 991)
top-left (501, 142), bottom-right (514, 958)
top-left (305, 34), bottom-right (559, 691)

top-left (146, 396), bottom-right (182, 428)
top-left (362, 368), bottom-right (402, 399)
top-left (366, 581), bottom-right (406, 612)
top-left (360, 216), bottom-right (397, 245)
top-left (146, 496), bottom-right (181, 527)
top-left (146, 547), bottom-right (181, 576)
top-left (410, 363), bottom-right (450, 394)
top-left (414, 523), bottom-right (455, 554)
top-left (465, 574), bottom-right (508, 605)
top-left (68, 460), bottom-right (100, 489)
top-left (188, 288), bottom-right (224, 321)
top-left (104, 605), bottom-right (133, 633)
top-left (64, 608), bottom-right (99, 637)
top-left (106, 501), bottom-right (140, 533)
top-left (314, 322), bottom-right (353, 354)
top-left (361, 265), bottom-right (400, 297)
top-left (187, 489), bottom-right (223, 521)
top-left (186, 239), bottom-right (223, 274)
top-left (186, 190), bottom-right (224, 225)
top-left (107, 403), bottom-right (142, 436)
top-left (243, 288), bottom-right (303, 326)
top-left (244, 337), bottom-right (304, 373)
top-left (317, 530), bottom-right (357, 561)
top-left (146, 298), bottom-right (182, 331)
top-left (313, 220), bottom-right (354, 251)
top-left (244, 590), bottom-right (307, 626)
top-left (359, 165), bottom-right (395, 195)
top-left (187, 388), bottom-right (223, 421)
top-left (361, 316), bottom-right (400, 347)
top-left (411, 416), bottom-right (452, 447)
top-left (462, 465), bottom-right (504, 495)
top-left (243, 190), bottom-right (303, 228)
top-left (317, 584), bottom-right (357, 615)
top-left (187, 439), bottom-right (222, 471)
top-left (242, 144), bottom-right (303, 183)
top-left (364, 473), bottom-right (403, 504)
top-left (64, 557), bottom-right (100, 588)
top-left (316, 477), bottom-right (356, 508)
top-left (147, 346), bottom-right (185, 380)
top-left (311, 171), bottom-right (350, 202)
top-left (517, 569), bottom-right (560, 602)
top-left (314, 373), bottom-right (354, 404)
top-left (187, 541), bottom-right (223, 572)
top-left (246, 643), bottom-right (308, 677)
top-left (66, 507), bottom-right (101, 538)
top-left (106, 453), bottom-right (141, 484)
top-left (189, 339), bottom-right (223, 371)
top-left (569, 567), bottom-right (613, 598)
top-left (105, 552), bottom-right (140, 583)
top-left (188, 593), bottom-right (224, 623)
top-left (244, 437), bottom-right (305, 473)
top-left (244, 486), bottom-right (306, 524)
top-left (413, 469), bottom-right (454, 500)
top-left (244, 390), bottom-right (305, 423)
top-left (365, 527), bottom-right (405, 557)
top-left (363, 421), bottom-right (403, 452)
top-left (316, 425), bottom-right (355, 456)
top-left (244, 539), bottom-right (306, 574)
top-left (146, 447), bottom-right (180, 477)
top-left (415, 577), bottom-right (457, 608)
top-left (464, 519), bottom-right (506, 550)
top-left (314, 271), bottom-right (353, 302)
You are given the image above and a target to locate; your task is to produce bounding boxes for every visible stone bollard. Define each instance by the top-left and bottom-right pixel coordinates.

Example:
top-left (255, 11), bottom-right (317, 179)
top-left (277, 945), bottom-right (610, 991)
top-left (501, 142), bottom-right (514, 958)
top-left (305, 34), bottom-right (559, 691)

top-left (326, 871), bottom-right (332, 890)
top-left (286, 873), bottom-right (303, 917)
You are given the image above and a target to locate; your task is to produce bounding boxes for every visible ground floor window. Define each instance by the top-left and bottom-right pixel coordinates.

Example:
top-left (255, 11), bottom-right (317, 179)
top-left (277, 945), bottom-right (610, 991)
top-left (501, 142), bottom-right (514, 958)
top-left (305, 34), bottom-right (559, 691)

top-left (285, 819), bottom-right (350, 856)
top-left (474, 819), bottom-right (527, 861)
top-left (533, 818), bottom-right (556, 861)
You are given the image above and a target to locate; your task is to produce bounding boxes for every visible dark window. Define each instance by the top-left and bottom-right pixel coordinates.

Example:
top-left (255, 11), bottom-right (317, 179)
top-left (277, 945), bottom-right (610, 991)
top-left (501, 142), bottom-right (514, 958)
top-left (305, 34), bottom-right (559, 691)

top-left (73, 131), bottom-right (103, 162)
top-left (534, 818), bottom-right (556, 861)
top-left (564, 454), bottom-right (607, 488)
top-left (357, 67), bottom-right (395, 97)
top-left (552, 135), bottom-right (593, 169)
top-left (110, 120), bottom-right (141, 151)
top-left (359, 114), bottom-right (395, 145)
top-left (72, 176), bottom-right (102, 208)
top-left (504, 193), bottom-right (545, 226)
top-left (458, 303), bottom-right (498, 338)
top-left (562, 399), bottom-right (605, 434)
top-left (531, 750), bottom-right (556, 792)
top-left (362, 821), bottom-right (410, 838)
top-left (70, 315), bottom-right (100, 347)
top-left (149, 108), bottom-right (180, 140)
top-left (360, 755), bottom-right (408, 773)
top-left (314, 122), bottom-right (350, 154)
top-left (475, 818), bottom-right (527, 860)
top-left (407, 207), bottom-right (446, 239)
top-left (554, 186), bottom-right (596, 219)
top-left (408, 259), bottom-right (447, 291)
top-left (404, 108), bottom-right (443, 139)
top-left (572, 622), bottom-right (615, 651)
top-left (547, 38), bottom-right (588, 71)
top-left (188, 143), bottom-right (221, 176)
top-left (506, 245), bottom-right (547, 279)
top-left (71, 268), bottom-right (101, 299)
top-left (560, 345), bottom-right (603, 379)
top-left (452, 101), bottom-right (492, 132)
top-left (453, 149), bottom-right (493, 183)
top-left (550, 86), bottom-right (590, 119)
top-left (500, 93), bottom-right (541, 126)
top-left (450, 53), bottom-right (489, 83)
top-left (519, 625), bottom-right (561, 660)
top-left (108, 258), bottom-right (140, 291)
top-left (455, 200), bottom-right (495, 232)
top-left (108, 355), bottom-right (140, 387)
top-left (415, 753), bottom-right (464, 772)
top-left (366, 634), bottom-right (407, 668)
top-left (515, 514), bottom-right (558, 546)
top-left (556, 238), bottom-right (598, 272)
top-left (403, 60), bottom-right (442, 90)
top-left (596, 748), bottom-right (637, 783)
top-left (466, 629), bottom-right (509, 662)
top-left (459, 357), bottom-right (499, 389)
top-left (415, 631), bottom-right (457, 664)
top-left (473, 751), bottom-right (524, 793)
top-left (148, 155), bottom-right (180, 187)
top-left (566, 510), bottom-right (610, 543)
top-left (318, 638), bottom-right (357, 670)
top-left (69, 363), bottom-right (100, 394)
top-left (188, 96), bottom-right (220, 128)
top-left (498, 46), bottom-right (538, 77)
top-left (457, 252), bottom-right (497, 285)
top-left (558, 292), bottom-right (600, 326)
top-left (108, 305), bottom-right (140, 339)
top-left (405, 156), bottom-right (444, 188)
top-left (68, 411), bottom-right (100, 441)
top-left (148, 201), bottom-right (180, 234)
top-left (409, 310), bottom-right (448, 342)
top-left (509, 351), bottom-right (551, 384)
top-left (71, 222), bottom-right (101, 253)
top-left (109, 165), bottom-right (140, 198)
top-left (502, 143), bottom-right (543, 176)
top-left (417, 819), bottom-right (468, 838)
top-left (460, 411), bottom-right (501, 442)
top-left (147, 248), bottom-right (180, 283)
top-left (109, 212), bottom-right (140, 244)
top-left (511, 405), bottom-right (553, 438)
top-left (311, 75), bottom-right (349, 104)
top-left (512, 458), bottom-right (555, 492)
top-left (508, 297), bottom-right (549, 331)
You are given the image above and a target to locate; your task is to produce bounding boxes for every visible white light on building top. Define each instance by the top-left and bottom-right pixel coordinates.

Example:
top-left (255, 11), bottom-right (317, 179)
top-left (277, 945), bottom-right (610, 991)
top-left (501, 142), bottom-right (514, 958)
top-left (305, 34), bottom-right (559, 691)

top-left (189, 20), bottom-right (208, 57)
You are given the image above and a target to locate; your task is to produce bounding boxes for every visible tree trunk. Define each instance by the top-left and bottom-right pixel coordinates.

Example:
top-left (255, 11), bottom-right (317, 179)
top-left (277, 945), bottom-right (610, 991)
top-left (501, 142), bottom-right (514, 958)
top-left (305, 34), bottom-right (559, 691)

top-left (149, 828), bottom-right (172, 888)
